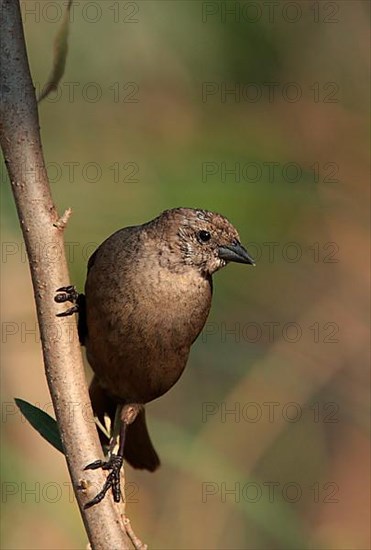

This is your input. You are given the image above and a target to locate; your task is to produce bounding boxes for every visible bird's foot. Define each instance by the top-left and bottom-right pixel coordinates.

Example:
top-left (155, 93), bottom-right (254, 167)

top-left (83, 454), bottom-right (124, 509)
top-left (55, 285), bottom-right (80, 317)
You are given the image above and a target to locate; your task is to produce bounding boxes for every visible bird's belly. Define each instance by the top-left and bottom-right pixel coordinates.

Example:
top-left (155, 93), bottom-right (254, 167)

top-left (86, 332), bottom-right (189, 404)
top-left (85, 269), bottom-right (211, 404)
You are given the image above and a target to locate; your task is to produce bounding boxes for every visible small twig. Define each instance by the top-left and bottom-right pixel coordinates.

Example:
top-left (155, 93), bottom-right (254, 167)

top-left (53, 207), bottom-right (72, 230)
top-left (123, 516), bottom-right (148, 550)
top-left (94, 414), bottom-right (111, 441)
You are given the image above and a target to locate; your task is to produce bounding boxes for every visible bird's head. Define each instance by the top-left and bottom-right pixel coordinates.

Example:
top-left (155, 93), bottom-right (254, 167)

top-left (154, 207), bottom-right (255, 276)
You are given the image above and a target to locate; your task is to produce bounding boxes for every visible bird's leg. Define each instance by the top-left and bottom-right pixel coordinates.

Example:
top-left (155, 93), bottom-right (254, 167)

top-left (54, 285), bottom-right (80, 317)
top-left (83, 404), bottom-right (140, 509)
top-left (83, 422), bottom-right (127, 508)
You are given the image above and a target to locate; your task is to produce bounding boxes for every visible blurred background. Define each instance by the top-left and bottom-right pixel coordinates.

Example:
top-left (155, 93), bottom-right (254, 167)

top-left (1, 1), bottom-right (370, 548)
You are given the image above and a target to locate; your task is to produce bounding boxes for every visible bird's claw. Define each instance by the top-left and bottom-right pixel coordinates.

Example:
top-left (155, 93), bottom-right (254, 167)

top-left (83, 454), bottom-right (124, 509)
top-left (55, 285), bottom-right (80, 317)
top-left (83, 459), bottom-right (105, 470)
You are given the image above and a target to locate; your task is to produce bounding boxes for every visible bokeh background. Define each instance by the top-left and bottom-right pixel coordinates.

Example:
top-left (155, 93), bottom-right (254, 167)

top-left (1, 1), bottom-right (370, 549)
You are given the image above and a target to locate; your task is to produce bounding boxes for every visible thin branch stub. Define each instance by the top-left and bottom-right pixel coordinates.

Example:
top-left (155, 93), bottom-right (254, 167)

top-left (54, 207), bottom-right (72, 230)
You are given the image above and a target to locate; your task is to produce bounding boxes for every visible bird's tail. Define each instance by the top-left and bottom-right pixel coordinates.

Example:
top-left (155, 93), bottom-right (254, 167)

top-left (89, 376), bottom-right (160, 472)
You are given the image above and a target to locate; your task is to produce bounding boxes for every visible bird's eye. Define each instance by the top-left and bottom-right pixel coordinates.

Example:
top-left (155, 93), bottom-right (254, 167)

top-left (198, 230), bottom-right (211, 243)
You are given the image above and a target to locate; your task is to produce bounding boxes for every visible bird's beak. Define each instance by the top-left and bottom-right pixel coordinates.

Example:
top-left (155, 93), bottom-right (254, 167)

top-left (218, 242), bottom-right (256, 265)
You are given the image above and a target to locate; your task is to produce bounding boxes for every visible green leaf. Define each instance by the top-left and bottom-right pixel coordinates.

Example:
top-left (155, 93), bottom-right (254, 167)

top-left (14, 398), bottom-right (64, 454)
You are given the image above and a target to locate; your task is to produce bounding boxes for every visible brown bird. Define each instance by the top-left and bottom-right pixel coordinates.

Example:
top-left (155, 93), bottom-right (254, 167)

top-left (56, 207), bottom-right (255, 507)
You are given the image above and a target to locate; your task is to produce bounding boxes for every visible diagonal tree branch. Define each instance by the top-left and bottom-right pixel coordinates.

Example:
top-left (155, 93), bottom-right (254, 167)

top-left (0, 1), bottom-right (130, 547)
